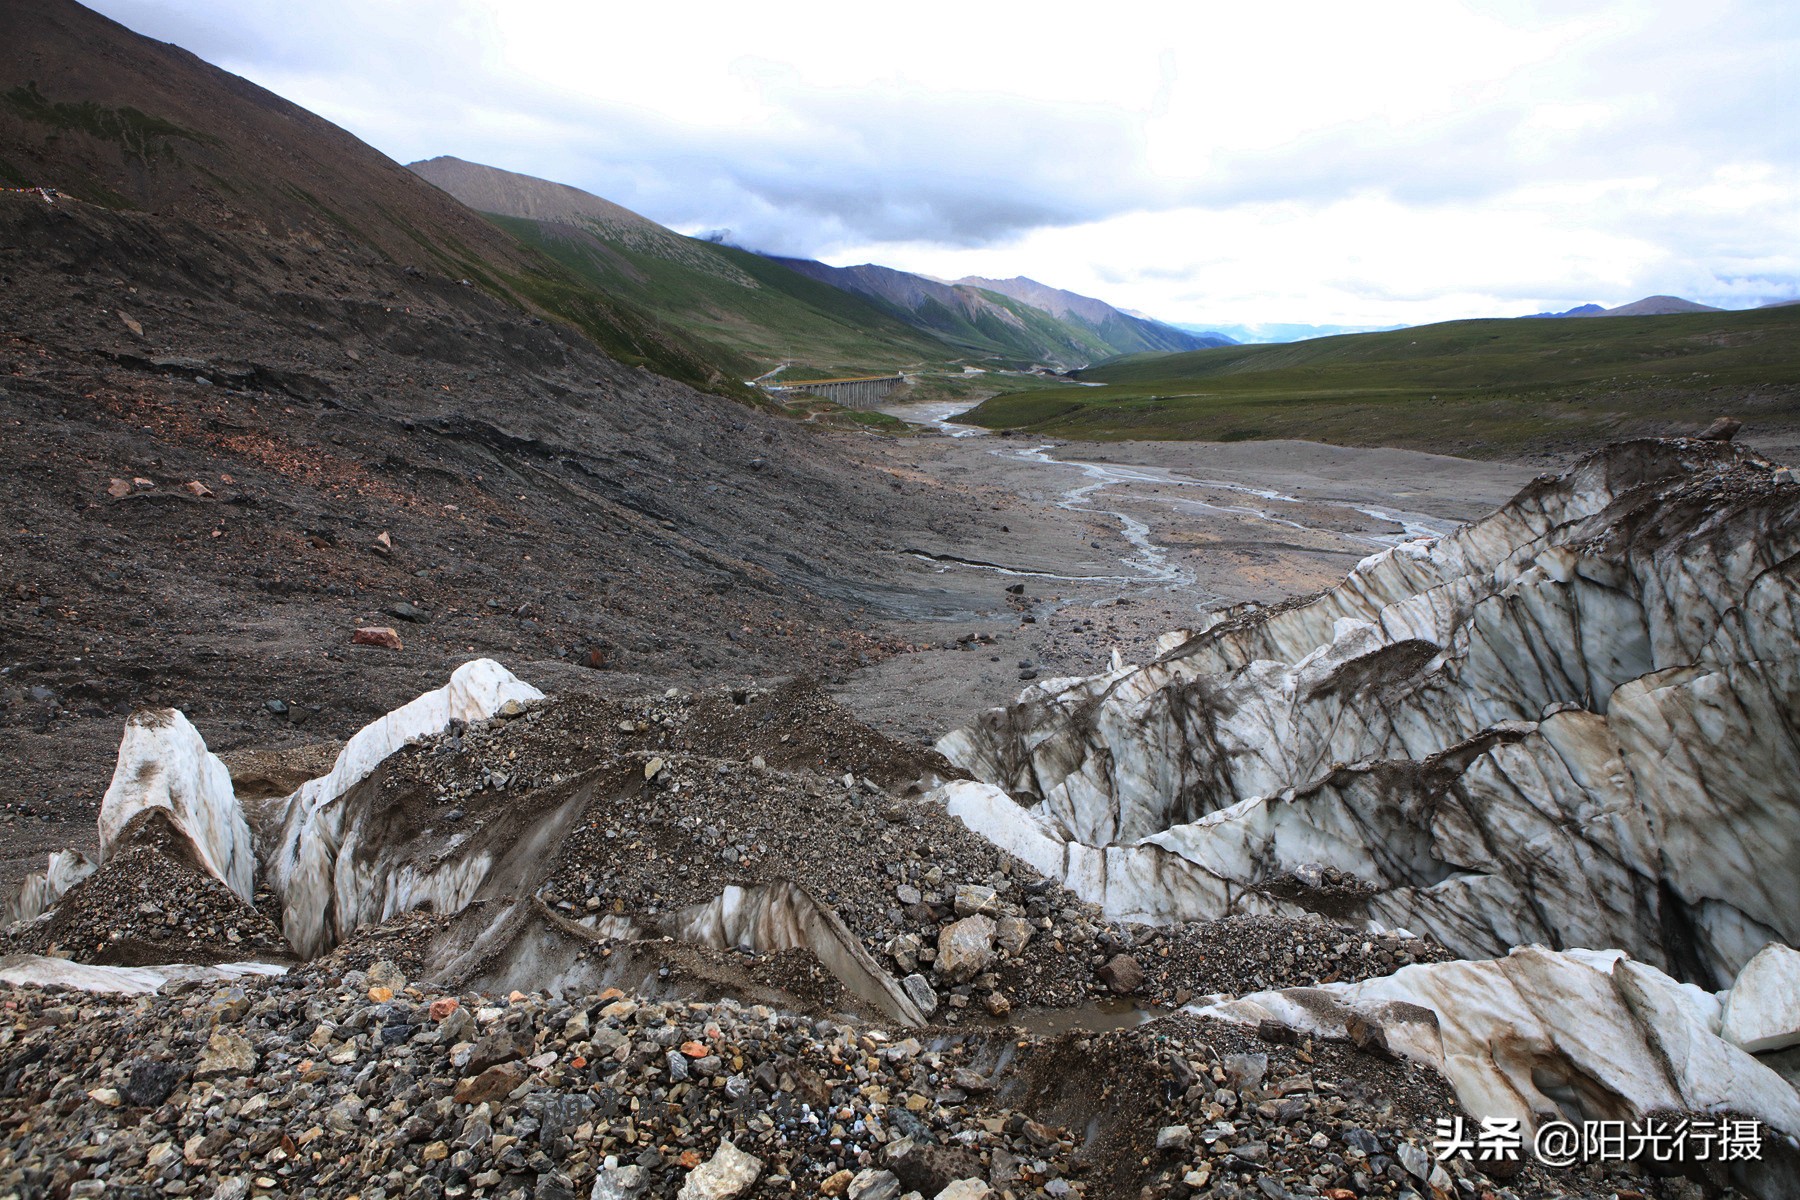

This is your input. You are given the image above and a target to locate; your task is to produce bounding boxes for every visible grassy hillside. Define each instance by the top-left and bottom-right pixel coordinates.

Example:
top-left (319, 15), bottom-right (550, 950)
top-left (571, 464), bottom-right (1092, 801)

top-left (482, 214), bottom-right (962, 379)
top-left (962, 306), bottom-right (1800, 457)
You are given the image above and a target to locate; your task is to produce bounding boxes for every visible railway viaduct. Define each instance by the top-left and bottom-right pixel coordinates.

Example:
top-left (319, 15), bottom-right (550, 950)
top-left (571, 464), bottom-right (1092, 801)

top-left (762, 373), bottom-right (905, 410)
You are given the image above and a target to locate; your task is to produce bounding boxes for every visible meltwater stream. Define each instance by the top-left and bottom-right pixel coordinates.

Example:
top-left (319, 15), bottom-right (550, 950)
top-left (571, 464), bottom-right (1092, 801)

top-left (887, 399), bottom-right (1458, 595)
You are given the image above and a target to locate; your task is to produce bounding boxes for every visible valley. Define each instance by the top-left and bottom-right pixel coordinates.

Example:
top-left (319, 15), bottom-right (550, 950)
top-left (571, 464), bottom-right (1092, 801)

top-left (2, 4), bottom-right (1798, 1200)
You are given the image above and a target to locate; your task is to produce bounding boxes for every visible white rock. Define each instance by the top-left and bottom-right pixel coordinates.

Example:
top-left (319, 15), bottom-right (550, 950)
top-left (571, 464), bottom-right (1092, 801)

top-left (677, 1138), bottom-right (762, 1200)
top-left (936, 443), bottom-right (1800, 989)
top-left (266, 659), bottom-right (543, 956)
top-left (1721, 942), bottom-right (1800, 1053)
top-left (0, 954), bottom-right (286, 994)
top-left (1193, 945), bottom-right (1800, 1138)
top-left (99, 708), bottom-right (255, 902)
top-left (3, 849), bottom-right (96, 928)
top-left (934, 1182), bottom-right (991, 1200)
top-left (662, 882), bottom-right (927, 1027)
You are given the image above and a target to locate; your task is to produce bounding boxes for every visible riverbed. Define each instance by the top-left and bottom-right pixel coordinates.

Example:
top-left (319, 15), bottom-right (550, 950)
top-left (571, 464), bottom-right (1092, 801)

top-left (831, 399), bottom-right (1536, 743)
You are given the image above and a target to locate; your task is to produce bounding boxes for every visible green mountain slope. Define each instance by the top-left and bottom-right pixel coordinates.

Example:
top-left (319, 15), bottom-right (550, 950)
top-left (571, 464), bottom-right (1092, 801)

top-left (766, 256), bottom-right (1221, 369)
top-left (0, 6), bottom-right (747, 399)
top-left (411, 157), bottom-right (962, 377)
top-left (962, 306), bottom-right (1800, 458)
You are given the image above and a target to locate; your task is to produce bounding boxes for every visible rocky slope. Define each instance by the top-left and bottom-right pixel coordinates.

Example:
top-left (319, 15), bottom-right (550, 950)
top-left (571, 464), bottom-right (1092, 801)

top-left (0, 0), bottom-right (1058, 893)
top-left (5, 441), bottom-right (1800, 1197)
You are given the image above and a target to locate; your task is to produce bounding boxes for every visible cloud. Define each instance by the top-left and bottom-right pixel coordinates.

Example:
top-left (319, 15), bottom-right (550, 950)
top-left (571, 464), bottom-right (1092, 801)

top-left (84, 0), bottom-right (1800, 324)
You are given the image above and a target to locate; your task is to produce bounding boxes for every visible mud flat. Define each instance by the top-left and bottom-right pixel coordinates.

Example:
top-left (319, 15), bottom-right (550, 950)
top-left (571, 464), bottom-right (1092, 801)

top-left (833, 405), bottom-right (1534, 742)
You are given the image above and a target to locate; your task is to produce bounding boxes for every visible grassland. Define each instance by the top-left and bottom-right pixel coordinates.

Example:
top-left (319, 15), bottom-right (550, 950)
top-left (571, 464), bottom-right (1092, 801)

top-left (962, 307), bottom-right (1800, 458)
top-left (488, 214), bottom-right (960, 380)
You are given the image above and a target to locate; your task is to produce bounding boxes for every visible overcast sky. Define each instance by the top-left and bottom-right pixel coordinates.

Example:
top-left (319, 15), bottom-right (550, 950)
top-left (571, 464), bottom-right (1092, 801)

top-left (90, 0), bottom-right (1800, 328)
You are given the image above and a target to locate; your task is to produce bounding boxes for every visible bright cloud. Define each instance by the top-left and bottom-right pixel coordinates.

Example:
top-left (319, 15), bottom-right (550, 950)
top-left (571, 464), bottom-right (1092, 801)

top-left (87, 0), bottom-right (1800, 324)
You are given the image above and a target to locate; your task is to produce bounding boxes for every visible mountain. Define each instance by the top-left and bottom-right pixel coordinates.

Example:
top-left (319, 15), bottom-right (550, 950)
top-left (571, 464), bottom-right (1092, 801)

top-left (1524, 296), bottom-right (1722, 319)
top-left (407, 156), bottom-right (954, 377)
top-left (0, 0), bottom-right (1023, 869)
top-left (766, 258), bottom-right (1220, 368)
top-left (1586, 294), bottom-right (1722, 317)
top-left (1520, 303), bottom-right (1606, 319)
top-left (0, 2), bottom-right (760, 397)
top-left (954, 276), bottom-right (1231, 353)
top-left (1179, 321), bottom-right (1403, 344)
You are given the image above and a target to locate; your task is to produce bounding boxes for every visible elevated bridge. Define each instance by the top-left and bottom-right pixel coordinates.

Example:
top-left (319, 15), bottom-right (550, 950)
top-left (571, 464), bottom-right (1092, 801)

top-left (762, 373), bottom-right (905, 410)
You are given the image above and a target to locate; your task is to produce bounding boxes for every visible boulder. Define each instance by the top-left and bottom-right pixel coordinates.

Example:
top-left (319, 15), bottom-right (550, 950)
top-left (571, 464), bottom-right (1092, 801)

top-left (935, 915), bottom-right (995, 983)
top-left (195, 1032), bottom-right (256, 1080)
top-left (1097, 953), bottom-right (1143, 994)
top-left (351, 626), bottom-right (403, 650)
top-left (1195, 946), bottom-right (1800, 1139)
top-left (1721, 942), bottom-right (1800, 1053)
top-left (677, 1139), bottom-right (761, 1200)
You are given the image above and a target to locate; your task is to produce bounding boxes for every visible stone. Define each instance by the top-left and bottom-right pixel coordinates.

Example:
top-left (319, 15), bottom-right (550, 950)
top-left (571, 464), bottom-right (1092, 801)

top-left (371, 530), bottom-right (393, 555)
top-left (677, 1138), bottom-right (762, 1200)
top-left (934, 1182), bottom-right (991, 1200)
top-left (195, 1032), bottom-right (257, 1080)
top-left (953, 884), bottom-right (998, 917)
top-left (1396, 1140), bottom-right (1431, 1182)
top-left (1721, 942), bottom-right (1800, 1053)
top-left (352, 626), bottom-right (403, 650)
top-left (895, 884), bottom-right (922, 906)
top-left (1222, 1053), bottom-right (1267, 1090)
top-left (107, 477), bottom-right (131, 497)
top-left (453, 1061), bottom-right (526, 1105)
top-left (901, 974), bottom-right (938, 1017)
top-left (591, 1164), bottom-right (650, 1200)
top-left (182, 480), bottom-right (213, 498)
top-left (387, 600), bottom-right (431, 623)
top-left (119, 1058), bottom-right (186, 1107)
top-left (1155, 1124), bottom-right (1192, 1151)
top-left (467, 1026), bottom-right (534, 1073)
top-left (891, 1143), bottom-right (984, 1197)
top-left (821, 1170), bottom-right (854, 1197)
top-left (935, 915), bottom-right (995, 983)
top-left (848, 1168), bottom-right (902, 1200)
top-left (429, 996), bottom-right (461, 1022)
top-left (1097, 953), bottom-right (1143, 994)
top-left (995, 915), bottom-right (1033, 956)
top-left (1698, 416), bottom-right (1742, 442)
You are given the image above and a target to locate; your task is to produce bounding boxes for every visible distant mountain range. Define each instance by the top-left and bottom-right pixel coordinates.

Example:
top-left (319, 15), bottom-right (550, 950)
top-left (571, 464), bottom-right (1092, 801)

top-left (766, 257), bottom-right (1229, 367)
top-left (1521, 295), bottom-right (1723, 319)
top-left (409, 157), bottom-right (1216, 374)
top-left (1176, 321), bottom-right (1404, 344)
